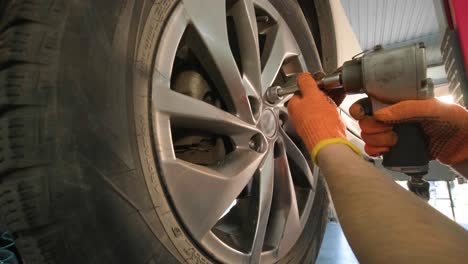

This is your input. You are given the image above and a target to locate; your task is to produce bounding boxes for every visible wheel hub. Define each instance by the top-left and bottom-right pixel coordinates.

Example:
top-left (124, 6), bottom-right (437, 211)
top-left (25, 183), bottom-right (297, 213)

top-left (259, 108), bottom-right (278, 138)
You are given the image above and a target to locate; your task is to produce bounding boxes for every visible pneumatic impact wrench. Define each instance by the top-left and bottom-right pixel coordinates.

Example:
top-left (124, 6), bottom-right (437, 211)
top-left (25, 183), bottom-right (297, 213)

top-left (267, 43), bottom-right (434, 199)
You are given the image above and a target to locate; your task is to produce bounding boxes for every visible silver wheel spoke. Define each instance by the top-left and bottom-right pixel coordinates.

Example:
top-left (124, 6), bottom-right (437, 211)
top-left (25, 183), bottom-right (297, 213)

top-left (182, 0), bottom-right (255, 122)
top-left (261, 23), bottom-right (301, 91)
top-left (230, 0), bottom-right (262, 96)
top-left (277, 191), bottom-right (301, 257)
top-left (163, 149), bottom-right (265, 241)
top-left (277, 94), bottom-right (295, 107)
top-left (249, 148), bottom-right (274, 264)
top-left (274, 140), bottom-right (301, 255)
top-left (154, 88), bottom-right (257, 136)
top-left (280, 128), bottom-right (316, 190)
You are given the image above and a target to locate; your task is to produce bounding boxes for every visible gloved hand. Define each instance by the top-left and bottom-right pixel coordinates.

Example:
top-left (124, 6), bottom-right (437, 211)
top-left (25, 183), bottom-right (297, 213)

top-left (349, 98), bottom-right (468, 165)
top-left (288, 72), bottom-right (361, 164)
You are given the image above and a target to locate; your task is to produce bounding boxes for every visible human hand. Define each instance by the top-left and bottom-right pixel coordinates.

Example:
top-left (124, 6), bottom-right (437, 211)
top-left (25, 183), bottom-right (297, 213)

top-left (287, 72), bottom-right (360, 163)
top-left (349, 98), bottom-right (468, 165)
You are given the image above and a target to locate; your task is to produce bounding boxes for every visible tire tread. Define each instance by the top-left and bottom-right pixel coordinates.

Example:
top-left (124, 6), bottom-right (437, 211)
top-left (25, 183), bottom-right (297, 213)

top-left (0, 0), bottom-right (65, 263)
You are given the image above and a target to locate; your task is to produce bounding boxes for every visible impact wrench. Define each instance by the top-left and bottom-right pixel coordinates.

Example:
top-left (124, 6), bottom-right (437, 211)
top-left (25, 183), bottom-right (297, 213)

top-left (266, 43), bottom-right (434, 199)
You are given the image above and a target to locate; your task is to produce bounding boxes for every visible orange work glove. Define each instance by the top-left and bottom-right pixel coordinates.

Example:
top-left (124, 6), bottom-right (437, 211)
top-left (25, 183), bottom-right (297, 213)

top-left (349, 98), bottom-right (468, 165)
top-left (288, 73), bottom-right (361, 164)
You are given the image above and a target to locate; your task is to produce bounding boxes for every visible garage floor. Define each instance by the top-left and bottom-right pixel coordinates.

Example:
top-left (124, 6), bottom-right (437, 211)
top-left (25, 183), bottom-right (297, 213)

top-left (316, 222), bottom-right (358, 264)
top-left (316, 179), bottom-right (468, 264)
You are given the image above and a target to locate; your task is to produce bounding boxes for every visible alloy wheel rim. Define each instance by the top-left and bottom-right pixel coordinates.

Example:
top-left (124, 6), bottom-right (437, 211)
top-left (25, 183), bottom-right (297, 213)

top-left (151, 0), bottom-right (318, 263)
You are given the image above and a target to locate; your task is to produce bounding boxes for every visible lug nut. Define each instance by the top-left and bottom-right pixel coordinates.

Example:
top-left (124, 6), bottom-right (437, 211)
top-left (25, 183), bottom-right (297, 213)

top-left (266, 86), bottom-right (281, 104)
top-left (249, 139), bottom-right (257, 150)
top-left (249, 133), bottom-right (266, 153)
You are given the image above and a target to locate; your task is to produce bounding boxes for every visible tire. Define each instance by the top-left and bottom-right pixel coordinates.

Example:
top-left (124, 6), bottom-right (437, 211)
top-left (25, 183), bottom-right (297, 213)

top-left (0, 0), bottom-right (330, 263)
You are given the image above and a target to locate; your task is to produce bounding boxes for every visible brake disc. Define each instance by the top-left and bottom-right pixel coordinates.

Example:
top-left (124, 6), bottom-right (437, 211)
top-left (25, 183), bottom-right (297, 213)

top-left (172, 70), bottom-right (227, 165)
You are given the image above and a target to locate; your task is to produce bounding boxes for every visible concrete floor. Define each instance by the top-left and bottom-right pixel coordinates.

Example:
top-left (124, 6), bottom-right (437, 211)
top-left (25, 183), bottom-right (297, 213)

top-left (316, 180), bottom-right (468, 264)
top-left (316, 222), bottom-right (358, 264)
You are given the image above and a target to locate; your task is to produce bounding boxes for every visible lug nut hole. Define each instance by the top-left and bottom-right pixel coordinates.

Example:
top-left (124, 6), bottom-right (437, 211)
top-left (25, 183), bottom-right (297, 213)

top-left (249, 133), bottom-right (267, 153)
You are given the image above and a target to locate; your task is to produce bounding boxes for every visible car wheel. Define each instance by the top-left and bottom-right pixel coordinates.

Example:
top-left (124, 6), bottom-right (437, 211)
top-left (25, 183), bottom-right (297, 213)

top-left (0, 0), bottom-right (331, 263)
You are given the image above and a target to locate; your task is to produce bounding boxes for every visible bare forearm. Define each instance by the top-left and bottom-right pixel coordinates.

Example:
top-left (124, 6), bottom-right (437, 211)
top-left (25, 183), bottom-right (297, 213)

top-left (317, 144), bottom-right (468, 264)
top-left (452, 160), bottom-right (468, 178)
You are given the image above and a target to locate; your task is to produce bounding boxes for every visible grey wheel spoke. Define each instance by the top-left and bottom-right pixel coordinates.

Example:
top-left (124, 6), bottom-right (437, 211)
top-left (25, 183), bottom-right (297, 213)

top-left (261, 23), bottom-right (301, 92)
top-left (277, 94), bottom-right (295, 107)
top-left (249, 148), bottom-right (274, 264)
top-left (280, 128), bottom-right (316, 190)
top-left (163, 149), bottom-right (265, 241)
top-left (182, 0), bottom-right (255, 122)
top-left (154, 88), bottom-right (257, 136)
top-left (230, 0), bottom-right (262, 96)
top-left (277, 193), bottom-right (301, 257)
top-left (274, 141), bottom-right (301, 256)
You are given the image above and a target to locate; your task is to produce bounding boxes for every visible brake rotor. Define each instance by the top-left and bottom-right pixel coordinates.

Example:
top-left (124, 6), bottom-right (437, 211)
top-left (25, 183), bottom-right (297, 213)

top-left (172, 70), bottom-right (227, 165)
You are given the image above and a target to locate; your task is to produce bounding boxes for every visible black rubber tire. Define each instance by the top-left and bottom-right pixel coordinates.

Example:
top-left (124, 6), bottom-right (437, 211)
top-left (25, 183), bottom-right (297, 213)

top-left (0, 0), bottom-right (330, 263)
